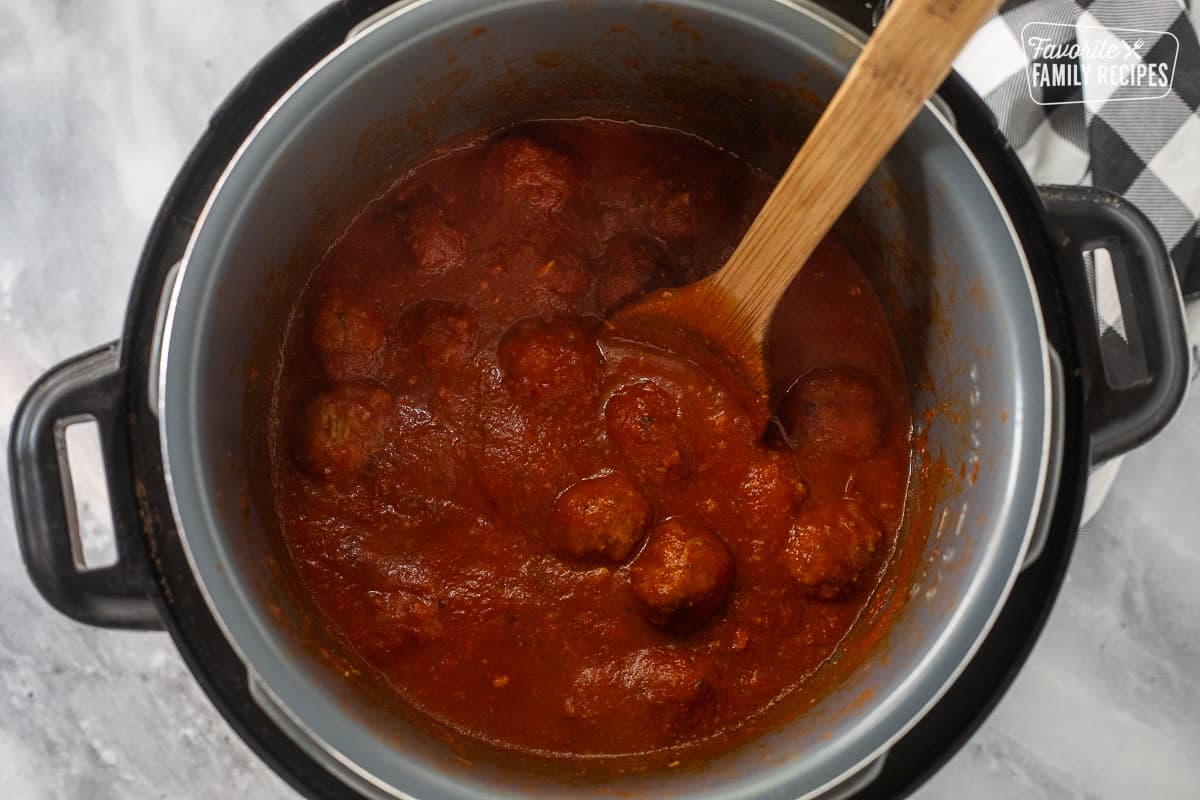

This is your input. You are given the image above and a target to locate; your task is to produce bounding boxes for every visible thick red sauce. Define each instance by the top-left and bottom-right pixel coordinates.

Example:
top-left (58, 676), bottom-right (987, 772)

top-left (266, 119), bottom-right (912, 763)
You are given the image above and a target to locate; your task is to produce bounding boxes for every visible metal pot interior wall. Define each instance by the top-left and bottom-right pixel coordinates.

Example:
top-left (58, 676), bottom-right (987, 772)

top-left (159, 1), bottom-right (1051, 797)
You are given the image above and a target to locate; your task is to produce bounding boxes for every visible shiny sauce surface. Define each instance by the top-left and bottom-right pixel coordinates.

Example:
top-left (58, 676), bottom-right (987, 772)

top-left (266, 119), bottom-right (913, 762)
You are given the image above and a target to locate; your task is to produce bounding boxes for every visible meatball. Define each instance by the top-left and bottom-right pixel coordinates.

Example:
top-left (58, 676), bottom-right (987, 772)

top-left (604, 381), bottom-right (690, 480)
top-left (738, 451), bottom-right (809, 534)
top-left (644, 175), bottom-right (730, 245)
top-left (403, 204), bottom-right (467, 276)
top-left (311, 288), bottom-right (386, 379)
top-left (630, 519), bottom-right (735, 633)
top-left (552, 472), bottom-right (651, 563)
top-left (497, 316), bottom-right (602, 400)
top-left (565, 647), bottom-right (711, 735)
top-left (397, 299), bottom-right (479, 370)
top-left (594, 234), bottom-right (669, 315)
top-left (297, 382), bottom-right (393, 480)
top-left (375, 590), bottom-right (442, 643)
top-left (485, 135), bottom-right (575, 214)
top-left (783, 498), bottom-right (884, 599)
top-left (536, 248), bottom-right (592, 301)
top-left (779, 368), bottom-right (884, 458)
top-left (349, 588), bottom-right (443, 661)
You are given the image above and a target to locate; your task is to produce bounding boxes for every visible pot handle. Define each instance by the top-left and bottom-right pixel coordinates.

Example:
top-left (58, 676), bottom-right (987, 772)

top-left (7, 343), bottom-right (162, 630)
top-left (1039, 185), bottom-right (1190, 466)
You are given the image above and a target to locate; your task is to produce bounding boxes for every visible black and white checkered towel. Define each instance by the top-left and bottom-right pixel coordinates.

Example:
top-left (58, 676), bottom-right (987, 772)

top-left (955, 0), bottom-right (1200, 389)
top-left (956, 0), bottom-right (1200, 303)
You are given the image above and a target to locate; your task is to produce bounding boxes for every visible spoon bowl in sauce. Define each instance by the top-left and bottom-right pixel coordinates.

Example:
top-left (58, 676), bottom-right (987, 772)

top-left (611, 0), bottom-right (1003, 403)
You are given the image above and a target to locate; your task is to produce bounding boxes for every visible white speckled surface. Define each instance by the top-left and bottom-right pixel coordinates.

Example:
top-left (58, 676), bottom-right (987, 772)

top-left (1, 2), bottom-right (1197, 798)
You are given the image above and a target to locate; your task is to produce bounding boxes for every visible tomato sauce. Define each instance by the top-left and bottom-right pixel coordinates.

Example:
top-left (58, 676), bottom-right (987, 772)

top-left (265, 119), bottom-right (913, 763)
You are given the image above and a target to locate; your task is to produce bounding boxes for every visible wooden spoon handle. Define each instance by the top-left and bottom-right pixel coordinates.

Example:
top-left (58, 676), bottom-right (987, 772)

top-left (708, 0), bottom-right (1003, 343)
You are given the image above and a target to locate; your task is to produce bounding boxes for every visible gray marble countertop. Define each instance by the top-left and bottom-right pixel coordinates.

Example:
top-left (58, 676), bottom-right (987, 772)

top-left (2, 2), bottom-right (1197, 798)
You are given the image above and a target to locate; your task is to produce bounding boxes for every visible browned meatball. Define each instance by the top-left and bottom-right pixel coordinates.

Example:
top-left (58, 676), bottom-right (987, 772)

top-left (349, 588), bottom-right (443, 661)
top-left (311, 288), bottom-right (386, 379)
top-left (404, 204), bottom-right (466, 276)
top-left (644, 175), bottom-right (730, 245)
top-left (552, 472), bottom-right (651, 563)
top-left (630, 519), bottom-right (735, 633)
top-left (594, 234), bottom-right (669, 314)
top-left (485, 136), bottom-right (575, 214)
top-left (738, 451), bottom-right (809, 535)
top-left (783, 498), bottom-right (884, 599)
top-left (397, 299), bottom-right (479, 370)
top-left (297, 382), bottom-right (393, 480)
top-left (604, 381), bottom-right (691, 480)
top-left (374, 590), bottom-right (442, 643)
top-left (497, 316), bottom-right (602, 400)
top-left (536, 248), bottom-right (592, 300)
top-left (565, 647), bottom-right (711, 736)
top-left (779, 368), bottom-right (884, 458)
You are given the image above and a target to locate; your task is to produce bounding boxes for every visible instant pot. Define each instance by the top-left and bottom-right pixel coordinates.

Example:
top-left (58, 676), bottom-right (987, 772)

top-left (8, 1), bottom-right (1191, 798)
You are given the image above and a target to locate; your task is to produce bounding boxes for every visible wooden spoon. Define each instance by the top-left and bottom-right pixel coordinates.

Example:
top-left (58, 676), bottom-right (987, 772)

top-left (611, 0), bottom-right (1003, 404)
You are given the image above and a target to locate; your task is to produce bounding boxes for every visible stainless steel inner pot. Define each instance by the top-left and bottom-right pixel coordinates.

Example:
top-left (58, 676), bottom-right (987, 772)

top-left (157, 1), bottom-right (1055, 798)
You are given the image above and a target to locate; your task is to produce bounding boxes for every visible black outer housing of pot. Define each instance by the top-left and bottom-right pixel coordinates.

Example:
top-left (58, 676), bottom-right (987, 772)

top-left (8, 1), bottom-right (1191, 798)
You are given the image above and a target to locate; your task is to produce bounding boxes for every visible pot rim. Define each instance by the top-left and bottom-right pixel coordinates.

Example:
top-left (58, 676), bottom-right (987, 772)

top-left (156, 1), bottom-right (1054, 798)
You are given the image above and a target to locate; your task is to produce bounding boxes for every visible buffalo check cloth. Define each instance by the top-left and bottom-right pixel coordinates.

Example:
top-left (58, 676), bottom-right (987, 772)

top-left (954, 0), bottom-right (1200, 378)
